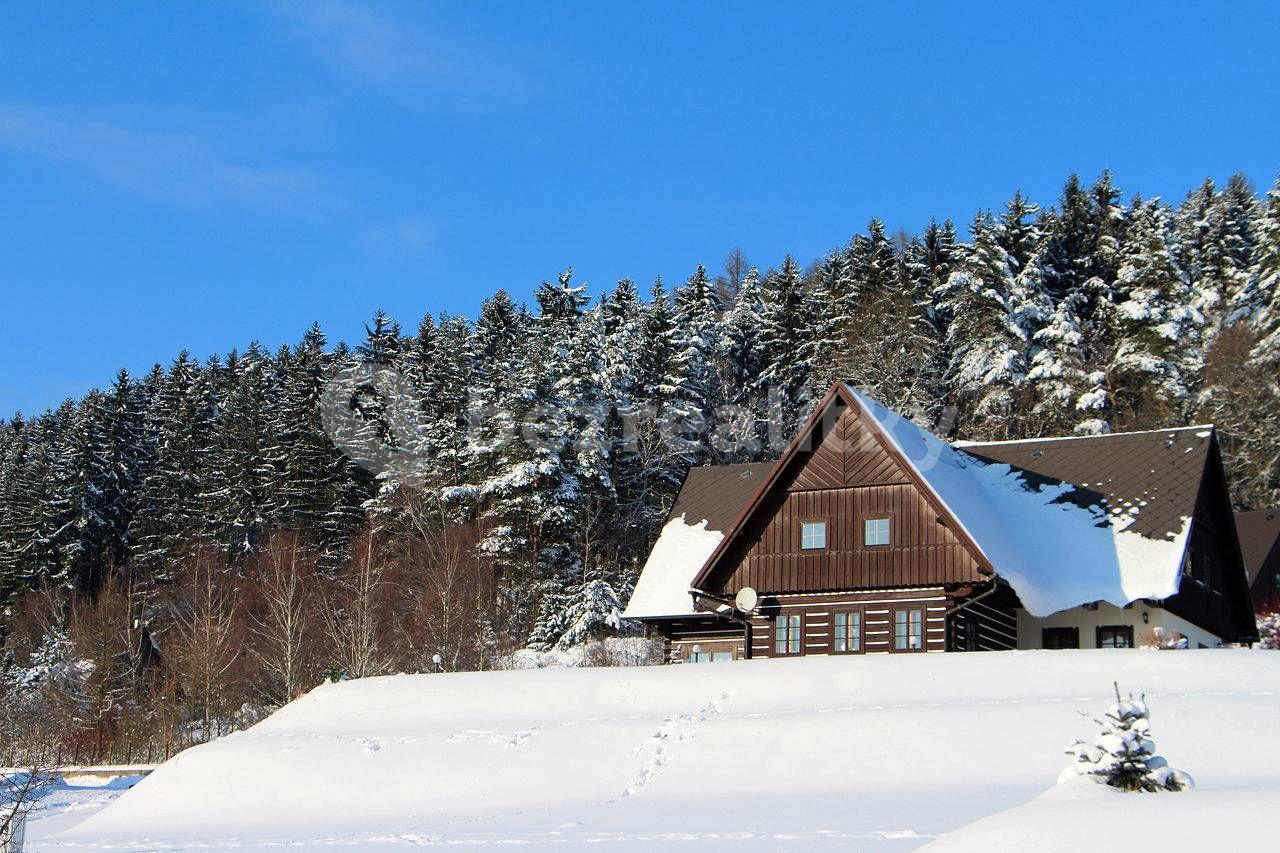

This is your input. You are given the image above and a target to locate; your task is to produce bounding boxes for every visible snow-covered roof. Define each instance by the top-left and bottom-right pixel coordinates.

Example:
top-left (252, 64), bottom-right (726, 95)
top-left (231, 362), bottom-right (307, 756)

top-left (622, 515), bottom-right (724, 619)
top-left (623, 385), bottom-right (1212, 621)
top-left (623, 462), bottom-right (772, 619)
top-left (846, 387), bottom-right (1196, 616)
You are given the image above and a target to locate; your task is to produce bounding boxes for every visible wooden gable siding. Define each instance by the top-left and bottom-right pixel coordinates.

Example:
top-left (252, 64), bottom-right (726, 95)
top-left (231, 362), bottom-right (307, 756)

top-left (788, 405), bottom-right (908, 490)
top-left (726, 484), bottom-right (985, 593)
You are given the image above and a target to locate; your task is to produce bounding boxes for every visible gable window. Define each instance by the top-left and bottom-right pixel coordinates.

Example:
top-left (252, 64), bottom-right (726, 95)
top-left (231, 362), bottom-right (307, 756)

top-left (1042, 627), bottom-right (1080, 649)
top-left (775, 614), bottom-right (803, 656)
top-left (892, 607), bottom-right (924, 651)
top-left (800, 521), bottom-right (827, 550)
top-left (832, 610), bottom-right (863, 653)
top-left (1096, 625), bottom-right (1134, 649)
top-left (864, 517), bottom-right (891, 547)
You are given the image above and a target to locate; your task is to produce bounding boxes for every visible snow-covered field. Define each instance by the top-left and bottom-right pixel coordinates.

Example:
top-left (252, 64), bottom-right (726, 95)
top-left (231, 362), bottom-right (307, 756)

top-left (35, 650), bottom-right (1280, 851)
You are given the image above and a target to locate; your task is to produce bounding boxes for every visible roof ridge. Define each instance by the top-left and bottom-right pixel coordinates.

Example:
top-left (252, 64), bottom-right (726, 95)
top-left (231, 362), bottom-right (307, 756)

top-left (955, 424), bottom-right (1215, 448)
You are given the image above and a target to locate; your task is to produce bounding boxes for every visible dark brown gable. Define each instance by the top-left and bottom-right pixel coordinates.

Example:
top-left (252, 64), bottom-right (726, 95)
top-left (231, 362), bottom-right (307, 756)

top-left (1163, 435), bottom-right (1259, 642)
top-left (789, 404), bottom-right (909, 490)
top-left (691, 383), bottom-right (990, 598)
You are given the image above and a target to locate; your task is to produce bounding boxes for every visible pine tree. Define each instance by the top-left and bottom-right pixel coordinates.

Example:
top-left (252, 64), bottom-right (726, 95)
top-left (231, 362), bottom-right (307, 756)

top-left (996, 190), bottom-right (1042, 275)
top-left (204, 343), bottom-right (275, 555)
top-left (463, 291), bottom-right (528, 503)
top-left (425, 314), bottom-right (475, 492)
top-left (1061, 685), bottom-right (1194, 792)
top-left (481, 270), bottom-right (589, 643)
top-left (130, 351), bottom-right (215, 586)
top-left (1105, 198), bottom-right (1199, 426)
top-left (942, 213), bottom-right (1030, 437)
top-left (664, 265), bottom-right (721, 466)
top-left (97, 370), bottom-right (145, 575)
top-left (1247, 176), bottom-right (1280, 364)
top-left (758, 256), bottom-right (812, 440)
top-left (266, 325), bottom-right (343, 540)
top-left (1028, 292), bottom-right (1097, 433)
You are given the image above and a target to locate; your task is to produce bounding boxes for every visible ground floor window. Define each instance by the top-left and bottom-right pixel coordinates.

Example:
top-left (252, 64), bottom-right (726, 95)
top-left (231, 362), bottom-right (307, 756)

top-left (1042, 626), bottom-right (1080, 649)
top-left (689, 650), bottom-right (735, 663)
top-left (832, 610), bottom-right (863, 653)
top-left (1096, 625), bottom-right (1134, 648)
top-left (775, 614), bottom-right (802, 655)
top-left (893, 607), bottom-right (924, 651)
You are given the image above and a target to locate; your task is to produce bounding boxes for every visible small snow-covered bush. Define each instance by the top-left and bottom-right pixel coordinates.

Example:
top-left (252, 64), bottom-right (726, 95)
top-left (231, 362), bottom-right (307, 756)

top-left (1060, 683), bottom-right (1193, 792)
top-left (1258, 611), bottom-right (1280, 650)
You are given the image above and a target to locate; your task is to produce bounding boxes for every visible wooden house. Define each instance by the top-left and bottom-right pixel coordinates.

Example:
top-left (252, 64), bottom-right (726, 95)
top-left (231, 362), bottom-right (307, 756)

top-left (623, 382), bottom-right (1258, 660)
top-left (1237, 508), bottom-right (1280, 612)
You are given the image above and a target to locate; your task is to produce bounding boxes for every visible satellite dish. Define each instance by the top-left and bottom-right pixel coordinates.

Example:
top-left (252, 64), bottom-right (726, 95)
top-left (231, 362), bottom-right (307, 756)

top-left (734, 587), bottom-right (759, 614)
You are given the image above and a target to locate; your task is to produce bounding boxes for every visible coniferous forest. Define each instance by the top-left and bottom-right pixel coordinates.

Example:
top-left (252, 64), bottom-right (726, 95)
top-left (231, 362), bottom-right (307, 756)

top-left (2, 171), bottom-right (1279, 763)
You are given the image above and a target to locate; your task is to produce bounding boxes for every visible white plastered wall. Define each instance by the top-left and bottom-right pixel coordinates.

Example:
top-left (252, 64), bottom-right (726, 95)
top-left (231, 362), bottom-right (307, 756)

top-left (1016, 603), bottom-right (1223, 650)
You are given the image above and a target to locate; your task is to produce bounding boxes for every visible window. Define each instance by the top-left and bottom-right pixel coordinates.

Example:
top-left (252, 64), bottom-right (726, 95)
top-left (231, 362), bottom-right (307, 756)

top-left (864, 517), bottom-right (891, 546)
top-left (775, 614), bottom-right (803, 655)
top-left (1042, 627), bottom-right (1079, 649)
top-left (893, 608), bottom-right (924, 651)
top-left (832, 610), bottom-right (863, 653)
top-left (800, 521), bottom-right (827, 550)
top-left (1096, 625), bottom-right (1134, 649)
top-left (712, 651), bottom-right (733, 662)
top-left (689, 650), bottom-right (712, 663)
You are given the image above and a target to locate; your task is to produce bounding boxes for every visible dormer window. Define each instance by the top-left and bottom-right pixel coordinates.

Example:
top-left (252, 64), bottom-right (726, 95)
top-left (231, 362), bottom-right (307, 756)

top-left (800, 521), bottom-right (827, 550)
top-left (864, 517), bottom-right (891, 546)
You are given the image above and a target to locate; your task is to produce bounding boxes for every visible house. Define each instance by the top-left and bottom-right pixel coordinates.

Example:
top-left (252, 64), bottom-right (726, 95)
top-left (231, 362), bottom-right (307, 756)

top-left (622, 382), bottom-right (1258, 661)
top-left (1237, 508), bottom-right (1280, 612)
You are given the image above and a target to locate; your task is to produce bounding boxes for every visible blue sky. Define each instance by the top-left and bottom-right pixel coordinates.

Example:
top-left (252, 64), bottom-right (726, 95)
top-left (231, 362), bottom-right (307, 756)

top-left (2, 1), bottom-right (1278, 416)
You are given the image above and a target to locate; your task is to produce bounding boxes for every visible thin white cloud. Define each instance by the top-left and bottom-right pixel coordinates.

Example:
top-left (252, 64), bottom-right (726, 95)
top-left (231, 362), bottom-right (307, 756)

top-left (361, 217), bottom-right (439, 256)
top-left (0, 103), bottom-right (331, 211)
top-left (270, 0), bottom-right (516, 94)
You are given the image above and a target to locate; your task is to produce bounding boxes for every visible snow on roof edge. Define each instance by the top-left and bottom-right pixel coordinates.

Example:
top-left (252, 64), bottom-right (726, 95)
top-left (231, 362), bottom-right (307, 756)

top-left (953, 424), bottom-right (1214, 448)
top-left (622, 514), bottom-right (724, 620)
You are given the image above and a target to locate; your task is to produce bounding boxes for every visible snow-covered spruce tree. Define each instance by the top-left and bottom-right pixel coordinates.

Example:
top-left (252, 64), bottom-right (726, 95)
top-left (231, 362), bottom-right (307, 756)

top-left (802, 251), bottom-right (848, 394)
top-left (1106, 197), bottom-right (1200, 427)
top-left (1038, 174), bottom-right (1099, 303)
top-left (615, 278), bottom-right (688, 521)
top-left (1061, 684), bottom-right (1194, 792)
top-left (1248, 175), bottom-right (1280, 367)
top-left (714, 268), bottom-right (768, 461)
top-left (1176, 175), bottom-right (1260, 335)
top-left (264, 324), bottom-right (345, 542)
top-left (758, 255), bottom-right (814, 442)
top-left (462, 290), bottom-right (527, 503)
top-left (837, 221), bottom-right (942, 422)
top-left (202, 342), bottom-right (276, 556)
top-left (423, 313), bottom-right (476, 491)
top-left (95, 369), bottom-right (146, 577)
top-left (995, 190), bottom-right (1043, 276)
top-left (941, 212), bottom-right (1031, 438)
top-left (131, 350), bottom-right (217, 586)
top-left (1027, 292), bottom-right (1100, 434)
top-left (553, 562), bottom-right (624, 651)
top-left (664, 264), bottom-right (721, 467)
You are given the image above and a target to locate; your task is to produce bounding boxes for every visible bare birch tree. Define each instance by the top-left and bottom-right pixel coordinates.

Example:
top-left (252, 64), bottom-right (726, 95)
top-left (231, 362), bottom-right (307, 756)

top-left (167, 548), bottom-right (243, 740)
top-left (245, 531), bottom-right (318, 706)
top-left (321, 525), bottom-right (392, 680)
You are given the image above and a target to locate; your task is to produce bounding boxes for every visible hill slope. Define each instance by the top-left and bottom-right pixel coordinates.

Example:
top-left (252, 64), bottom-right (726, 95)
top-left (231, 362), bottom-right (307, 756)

top-left (42, 650), bottom-right (1280, 851)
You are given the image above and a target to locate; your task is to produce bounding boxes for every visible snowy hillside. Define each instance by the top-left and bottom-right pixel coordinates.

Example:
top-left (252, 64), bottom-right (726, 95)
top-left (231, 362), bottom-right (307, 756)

top-left (41, 650), bottom-right (1280, 851)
